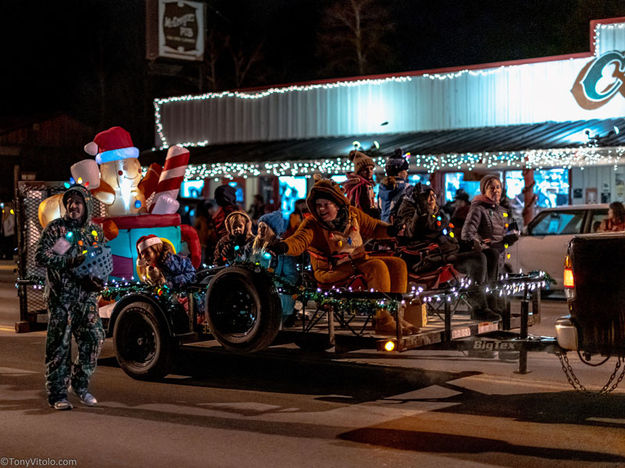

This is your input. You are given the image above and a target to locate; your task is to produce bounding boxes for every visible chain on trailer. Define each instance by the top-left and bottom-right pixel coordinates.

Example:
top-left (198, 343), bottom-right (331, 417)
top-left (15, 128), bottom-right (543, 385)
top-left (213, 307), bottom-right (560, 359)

top-left (15, 181), bottom-right (107, 329)
top-left (555, 351), bottom-right (625, 394)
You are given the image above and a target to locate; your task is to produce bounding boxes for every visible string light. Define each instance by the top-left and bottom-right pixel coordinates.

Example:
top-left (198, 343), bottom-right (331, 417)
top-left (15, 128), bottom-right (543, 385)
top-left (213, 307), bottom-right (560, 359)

top-left (593, 22), bottom-right (625, 55)
top-left (154, 62), bottom-right (572, 149)
top-left (154, 19), bottom-right (624, 161)
top-left (154, 76), bottom-right (414, 148)
top-left (178, 146), bottom-right (625, 180)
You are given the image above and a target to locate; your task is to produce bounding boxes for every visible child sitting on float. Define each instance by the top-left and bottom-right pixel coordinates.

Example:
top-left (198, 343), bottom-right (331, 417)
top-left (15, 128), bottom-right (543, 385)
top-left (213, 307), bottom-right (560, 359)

top-left (245, 210), bottom-right (299, 322)
top-left (267, 175), bottom-right (417, 335)
top-left (136, 235), bottom-right (196, 288)
top-left (213, 210), bottom-right (254, 266)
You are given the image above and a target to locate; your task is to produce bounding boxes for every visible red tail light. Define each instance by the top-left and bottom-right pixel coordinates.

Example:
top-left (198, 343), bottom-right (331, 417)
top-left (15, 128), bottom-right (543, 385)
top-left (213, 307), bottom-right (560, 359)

top-left (563, 255), bottom-right (574, 288)
top-left (563, 268), bottom-right (575, 288)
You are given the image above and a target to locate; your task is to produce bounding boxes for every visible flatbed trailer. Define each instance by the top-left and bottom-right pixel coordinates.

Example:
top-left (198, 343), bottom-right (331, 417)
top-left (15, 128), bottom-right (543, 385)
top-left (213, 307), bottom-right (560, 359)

top-left (100, 265), bottom-right (550, 380)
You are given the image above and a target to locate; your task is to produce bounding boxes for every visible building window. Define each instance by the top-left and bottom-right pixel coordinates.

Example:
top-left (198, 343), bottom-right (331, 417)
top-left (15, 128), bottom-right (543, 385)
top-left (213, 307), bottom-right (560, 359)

top-left (506, 169), bottom-right (569, 208)
top-left (279, 176), bottom-right (307, 217)
top-left (408, 174), bottom-right (430, 186)
top-left (535, 168), bottom-right (569, 207)
top-left (444, 172), bottom-right (497, 202)
top-left (180, 180), bottom-right (205, 198)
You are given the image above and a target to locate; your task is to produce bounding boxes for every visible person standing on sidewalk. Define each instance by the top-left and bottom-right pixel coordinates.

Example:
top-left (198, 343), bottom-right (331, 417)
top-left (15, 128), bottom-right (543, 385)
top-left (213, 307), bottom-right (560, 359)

top-left (35, 184), bottom-right (106, 410)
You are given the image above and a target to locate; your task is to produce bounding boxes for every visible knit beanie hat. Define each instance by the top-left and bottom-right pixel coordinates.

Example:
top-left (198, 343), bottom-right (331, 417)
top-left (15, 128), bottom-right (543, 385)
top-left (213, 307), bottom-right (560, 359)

top-left (385, 148), bottom-right (409, 176)
top-left (214, 185), bottom-right (237, 207)
top-left (306, 174), bottom-right (349, 214)
top-left (348, 150), bottom-right (375, 174)
top-left (136, 235), bottom-right (162, 255)
top-left (455, 188), bottom-right (470, 202)
top-left (258, 210), bottom-right (286, 237)
top-left (479, 174), bottom-right (501, 194)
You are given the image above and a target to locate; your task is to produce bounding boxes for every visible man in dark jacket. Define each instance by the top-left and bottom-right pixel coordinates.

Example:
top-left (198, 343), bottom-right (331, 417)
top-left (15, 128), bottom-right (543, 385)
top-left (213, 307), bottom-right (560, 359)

top-left (212, 185), bottom-right (240, 238)
top-left (35, 185), bottom-right (106, 410)
top-left (395, 183), bottom-right (499, 320)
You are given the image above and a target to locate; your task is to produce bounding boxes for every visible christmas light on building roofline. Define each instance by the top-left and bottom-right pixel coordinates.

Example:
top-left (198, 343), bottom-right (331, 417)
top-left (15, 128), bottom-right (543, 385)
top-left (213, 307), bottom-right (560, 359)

top-left (176, 146), bottom-right (625, 180)
top-left (593, 22), bottom-right (625, 56)
top-left (154, 20), bottom-right (624, 149)
top-left (153, 65), bottom-right (529, 149)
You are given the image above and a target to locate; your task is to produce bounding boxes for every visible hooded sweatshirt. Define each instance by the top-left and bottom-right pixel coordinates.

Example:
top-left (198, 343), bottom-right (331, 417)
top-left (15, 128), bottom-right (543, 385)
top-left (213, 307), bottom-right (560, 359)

top-left (213, 210), bottom-right (253, 266)
top-left (245, 210), bottom-right (299, 296)
top-left (35, 185), bottom-right (104, 299)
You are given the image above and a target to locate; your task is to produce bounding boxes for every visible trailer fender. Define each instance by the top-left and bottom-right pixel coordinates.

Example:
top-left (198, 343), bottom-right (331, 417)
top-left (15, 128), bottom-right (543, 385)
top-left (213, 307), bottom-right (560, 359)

top-left (108, 293), bottom-right (174, 338)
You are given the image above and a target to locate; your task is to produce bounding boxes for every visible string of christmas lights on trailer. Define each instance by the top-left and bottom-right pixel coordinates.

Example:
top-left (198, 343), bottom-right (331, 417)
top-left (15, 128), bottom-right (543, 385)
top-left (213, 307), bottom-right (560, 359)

top-left (37, 269), bottom-right (543, 308)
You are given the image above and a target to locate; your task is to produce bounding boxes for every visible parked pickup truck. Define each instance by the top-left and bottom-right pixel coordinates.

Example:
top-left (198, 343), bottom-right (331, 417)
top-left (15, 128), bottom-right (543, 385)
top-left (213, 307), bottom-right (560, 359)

top-left (555, 232), bottom-right (625, 357)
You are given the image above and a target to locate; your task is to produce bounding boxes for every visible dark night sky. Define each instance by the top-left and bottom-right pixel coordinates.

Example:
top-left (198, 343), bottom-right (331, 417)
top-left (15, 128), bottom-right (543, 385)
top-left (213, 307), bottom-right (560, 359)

top-left (2, 0), bottom-right (625, 148)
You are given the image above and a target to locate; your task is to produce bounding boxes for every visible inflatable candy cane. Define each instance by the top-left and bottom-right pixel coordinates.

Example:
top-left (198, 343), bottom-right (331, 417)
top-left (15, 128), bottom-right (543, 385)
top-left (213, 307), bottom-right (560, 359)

top-left (149, 145), bottom-right (189, 215)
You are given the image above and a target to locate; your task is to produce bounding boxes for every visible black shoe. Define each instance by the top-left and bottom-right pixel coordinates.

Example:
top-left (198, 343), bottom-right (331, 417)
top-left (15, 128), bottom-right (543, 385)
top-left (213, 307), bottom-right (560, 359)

top-left (471, 308), bottom-right (501, 321)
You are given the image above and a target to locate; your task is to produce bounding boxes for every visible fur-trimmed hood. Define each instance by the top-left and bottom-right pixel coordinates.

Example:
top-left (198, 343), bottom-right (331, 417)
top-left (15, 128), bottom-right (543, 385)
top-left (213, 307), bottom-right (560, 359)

top-left (224, 210), bottom-right (252, 236)
top-left (306, 176), bottom-right (349, 216)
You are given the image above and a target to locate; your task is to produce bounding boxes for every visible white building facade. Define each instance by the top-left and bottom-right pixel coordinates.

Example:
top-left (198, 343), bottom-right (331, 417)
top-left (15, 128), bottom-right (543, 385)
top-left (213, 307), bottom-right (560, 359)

top-left (153, 17), bottom-right (625, 210)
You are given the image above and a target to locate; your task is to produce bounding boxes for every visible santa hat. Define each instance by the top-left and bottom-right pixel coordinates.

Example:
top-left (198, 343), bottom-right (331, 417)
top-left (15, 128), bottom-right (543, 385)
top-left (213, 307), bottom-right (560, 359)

top-left (136, 235), bottom-right (162, 255)
top-left (348, 150), bottom-right (375, 173)
top-left (84, 126), bottom-right (139, 165)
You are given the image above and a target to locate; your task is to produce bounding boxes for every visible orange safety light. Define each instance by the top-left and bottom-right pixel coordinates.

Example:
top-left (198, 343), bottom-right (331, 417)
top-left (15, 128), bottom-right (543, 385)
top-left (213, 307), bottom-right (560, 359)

top-left (563, 268), bottom-right (575, 288)
top-left (383, 340), bottom-right (396, 352)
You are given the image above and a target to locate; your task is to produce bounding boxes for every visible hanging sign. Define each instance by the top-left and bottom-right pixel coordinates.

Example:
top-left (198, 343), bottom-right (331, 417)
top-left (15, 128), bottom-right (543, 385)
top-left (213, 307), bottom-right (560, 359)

top-left (157, 0), bottom-right (205, 61)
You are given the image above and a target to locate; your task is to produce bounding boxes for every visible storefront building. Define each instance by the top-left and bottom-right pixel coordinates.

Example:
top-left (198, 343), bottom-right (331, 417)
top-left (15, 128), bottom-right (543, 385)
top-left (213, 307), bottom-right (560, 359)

top-left (149, 17), bottom-right (625, 222)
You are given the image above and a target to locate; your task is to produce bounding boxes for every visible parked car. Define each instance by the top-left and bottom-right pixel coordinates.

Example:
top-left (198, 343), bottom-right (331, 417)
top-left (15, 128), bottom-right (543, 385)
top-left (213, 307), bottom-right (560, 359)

top-left (507, 204), bottom-right (609, 290)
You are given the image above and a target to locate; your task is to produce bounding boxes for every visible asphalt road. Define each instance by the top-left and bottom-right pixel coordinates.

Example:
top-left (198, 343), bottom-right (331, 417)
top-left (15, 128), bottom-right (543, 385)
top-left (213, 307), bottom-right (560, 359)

top-left (1, 261), bottom-right (625, 467)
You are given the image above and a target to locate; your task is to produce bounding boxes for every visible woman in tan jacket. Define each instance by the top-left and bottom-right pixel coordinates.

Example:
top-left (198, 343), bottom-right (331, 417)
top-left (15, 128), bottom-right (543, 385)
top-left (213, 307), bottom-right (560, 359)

top-left (269, 176), bottom-right (412, 333)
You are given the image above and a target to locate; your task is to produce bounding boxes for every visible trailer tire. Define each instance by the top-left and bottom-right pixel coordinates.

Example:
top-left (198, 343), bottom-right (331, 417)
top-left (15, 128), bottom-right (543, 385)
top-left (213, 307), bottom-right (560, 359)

top-left (206, 266), bottom-right (281, 353)
top-left (113, 301), bottom-right (174, 380)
